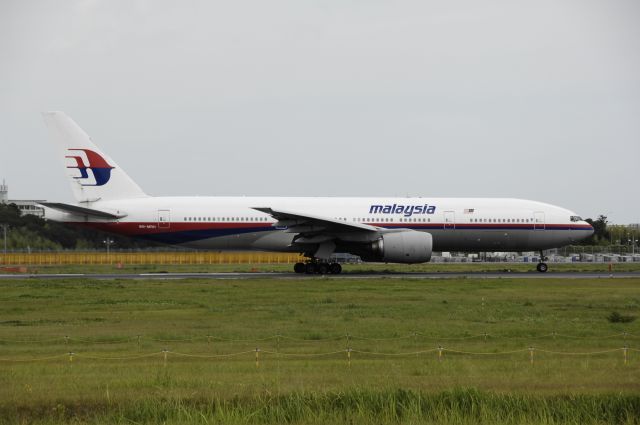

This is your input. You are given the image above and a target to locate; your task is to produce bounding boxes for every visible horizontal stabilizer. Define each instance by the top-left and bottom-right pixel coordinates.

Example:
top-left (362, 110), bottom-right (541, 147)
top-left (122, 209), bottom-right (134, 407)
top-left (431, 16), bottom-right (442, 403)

top-left (39, 202), bottom-right (126, 219)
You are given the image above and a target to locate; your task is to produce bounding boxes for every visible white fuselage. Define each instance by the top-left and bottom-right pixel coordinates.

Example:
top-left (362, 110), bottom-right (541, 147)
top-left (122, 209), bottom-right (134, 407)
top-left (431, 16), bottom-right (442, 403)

top-left (49, 196), bottom-right (594, 254)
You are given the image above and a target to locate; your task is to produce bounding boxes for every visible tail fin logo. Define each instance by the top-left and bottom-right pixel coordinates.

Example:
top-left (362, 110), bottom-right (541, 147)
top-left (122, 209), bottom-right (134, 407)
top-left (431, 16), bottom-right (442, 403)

top-left (65, 149), bottom-right (115, 186)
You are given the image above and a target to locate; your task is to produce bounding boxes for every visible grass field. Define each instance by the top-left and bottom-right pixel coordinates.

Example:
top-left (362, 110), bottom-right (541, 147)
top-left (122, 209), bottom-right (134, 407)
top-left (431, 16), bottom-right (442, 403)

top-left (0, 276), bottom-right (639, 424)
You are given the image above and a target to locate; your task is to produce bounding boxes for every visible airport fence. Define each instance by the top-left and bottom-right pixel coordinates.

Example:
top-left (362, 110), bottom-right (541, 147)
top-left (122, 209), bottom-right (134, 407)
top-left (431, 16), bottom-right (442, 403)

top-left (0, 251), bottom-right (306, 266)
top-left (0, 331), bottom-right (637, 366)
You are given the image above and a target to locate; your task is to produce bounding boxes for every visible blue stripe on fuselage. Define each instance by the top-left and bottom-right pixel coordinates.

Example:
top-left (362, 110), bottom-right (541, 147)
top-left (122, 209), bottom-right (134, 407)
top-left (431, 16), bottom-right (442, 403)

top-left (138, 226), bottom-right (272, 244)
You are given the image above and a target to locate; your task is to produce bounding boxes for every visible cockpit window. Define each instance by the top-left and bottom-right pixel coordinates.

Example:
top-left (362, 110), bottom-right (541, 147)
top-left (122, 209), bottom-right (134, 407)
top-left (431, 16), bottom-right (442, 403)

top-left (570, 216), bottom-right (583, 222)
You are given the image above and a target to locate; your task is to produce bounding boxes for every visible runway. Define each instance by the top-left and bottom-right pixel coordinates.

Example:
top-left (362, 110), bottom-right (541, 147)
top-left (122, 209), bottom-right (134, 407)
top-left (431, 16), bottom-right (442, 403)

top-left (1, 271), bottom-right (639, 280)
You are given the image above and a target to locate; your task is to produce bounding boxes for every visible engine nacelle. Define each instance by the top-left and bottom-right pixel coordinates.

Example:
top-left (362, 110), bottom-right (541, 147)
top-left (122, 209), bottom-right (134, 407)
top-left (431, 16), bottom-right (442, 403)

top-left (370, 231), bottom-right (433, 263)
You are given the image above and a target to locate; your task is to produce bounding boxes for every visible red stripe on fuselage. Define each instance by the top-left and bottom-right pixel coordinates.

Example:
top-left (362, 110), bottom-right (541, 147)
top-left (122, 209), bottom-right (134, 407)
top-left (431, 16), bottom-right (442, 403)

top-left (70, 221), bottom-right (274, 236)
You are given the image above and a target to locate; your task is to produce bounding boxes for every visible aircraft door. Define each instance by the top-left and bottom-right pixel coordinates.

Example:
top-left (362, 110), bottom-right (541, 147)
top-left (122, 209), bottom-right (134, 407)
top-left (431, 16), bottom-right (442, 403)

top-left (443, 211), bottom-right (455, 230)
top-left (534, 211), bottom-right (545, 230)
top-left (158, 209), bottom-right (171, 229)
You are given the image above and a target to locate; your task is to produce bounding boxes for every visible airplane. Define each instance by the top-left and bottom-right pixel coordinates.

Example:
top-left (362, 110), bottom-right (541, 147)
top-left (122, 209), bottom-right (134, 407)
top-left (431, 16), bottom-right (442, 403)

top-left (40, 111), bottom-right (594, 274)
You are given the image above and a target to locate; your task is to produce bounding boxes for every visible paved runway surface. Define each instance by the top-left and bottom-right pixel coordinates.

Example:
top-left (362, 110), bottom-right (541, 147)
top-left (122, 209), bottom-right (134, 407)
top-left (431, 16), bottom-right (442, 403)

top-left (1, 272), bottom-right (639, 280)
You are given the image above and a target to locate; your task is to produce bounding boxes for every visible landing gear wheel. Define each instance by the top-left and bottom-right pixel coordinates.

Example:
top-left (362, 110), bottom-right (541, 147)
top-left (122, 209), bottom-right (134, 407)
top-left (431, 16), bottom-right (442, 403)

top-left (305, 263), bottom-right (316, 274)
top-left (294, 262), bottom-right (306, 274)
top-left (329, 263), bottom-right (342, 274)
top-left (536, 263), bottom-right (548, 273)
top-left (317, 263), bottom-right (329, 275)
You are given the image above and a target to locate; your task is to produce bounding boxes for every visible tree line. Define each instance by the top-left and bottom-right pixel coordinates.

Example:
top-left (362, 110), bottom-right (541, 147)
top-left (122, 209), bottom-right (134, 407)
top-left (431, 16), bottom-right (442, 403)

top-left (583, 215), bottom-right (639, 247)
top-left (0, 203), bottom-right (160, 251)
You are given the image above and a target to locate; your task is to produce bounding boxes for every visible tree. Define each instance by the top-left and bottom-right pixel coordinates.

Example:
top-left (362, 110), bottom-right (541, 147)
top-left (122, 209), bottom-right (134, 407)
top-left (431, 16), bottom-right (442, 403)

top-left (581, 215), bottom-right (610, 245)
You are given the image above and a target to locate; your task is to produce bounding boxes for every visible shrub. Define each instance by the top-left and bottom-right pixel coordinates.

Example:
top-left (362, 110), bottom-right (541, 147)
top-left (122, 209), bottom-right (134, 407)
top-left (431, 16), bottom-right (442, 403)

top-left (607, 311), bottom-right (636, 323)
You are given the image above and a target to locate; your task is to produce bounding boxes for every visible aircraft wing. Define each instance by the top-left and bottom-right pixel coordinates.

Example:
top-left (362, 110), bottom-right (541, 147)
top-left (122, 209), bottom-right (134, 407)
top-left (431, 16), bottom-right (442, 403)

top-left (252, 207), bottom-right (378, 235)
top-left (39, 202), bottom-right (126, 219)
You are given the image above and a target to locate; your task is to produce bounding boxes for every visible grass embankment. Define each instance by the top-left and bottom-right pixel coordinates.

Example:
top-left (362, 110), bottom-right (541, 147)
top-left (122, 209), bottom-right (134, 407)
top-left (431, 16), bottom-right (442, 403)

top-left (0, 277), bottom-right (639, 424)
top-left (3, 261), bottom-right (640, 274)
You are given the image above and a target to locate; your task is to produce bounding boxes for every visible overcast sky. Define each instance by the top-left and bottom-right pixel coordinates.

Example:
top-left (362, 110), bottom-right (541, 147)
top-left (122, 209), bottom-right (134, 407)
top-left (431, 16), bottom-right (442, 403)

top-left (1, 0), bottom-right (639, 223)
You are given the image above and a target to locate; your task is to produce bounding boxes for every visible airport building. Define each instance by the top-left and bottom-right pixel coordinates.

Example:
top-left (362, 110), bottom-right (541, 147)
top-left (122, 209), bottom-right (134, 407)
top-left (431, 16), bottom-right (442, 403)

top-left (0, 179), bottom-right (46, 218)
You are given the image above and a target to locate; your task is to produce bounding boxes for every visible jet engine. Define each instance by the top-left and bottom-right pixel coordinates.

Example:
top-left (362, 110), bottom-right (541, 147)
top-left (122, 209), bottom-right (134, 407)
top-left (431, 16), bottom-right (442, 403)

top-left (368, 230), bottom-right (433, 263)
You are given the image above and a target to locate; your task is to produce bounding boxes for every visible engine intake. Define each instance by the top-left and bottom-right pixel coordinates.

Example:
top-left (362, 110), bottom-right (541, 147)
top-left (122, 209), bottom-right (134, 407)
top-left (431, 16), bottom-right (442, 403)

top-left (370, 231), bottom-right (432, 263)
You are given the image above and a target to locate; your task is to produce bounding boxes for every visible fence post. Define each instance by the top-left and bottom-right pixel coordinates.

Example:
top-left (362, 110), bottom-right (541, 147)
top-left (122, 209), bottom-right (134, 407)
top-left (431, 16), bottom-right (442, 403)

top-left (624, 346), bottom-right (628, 365)
top-left (438, 346), bottom-right (443, 361)
top-left (529, 346), bottom-right (534, 365)
top-left (163, 348), bottom-right (168, 367)
top-left (346, 348), bottom-right (352, 367)
top-left (255, 347), bottom-right (260, 368)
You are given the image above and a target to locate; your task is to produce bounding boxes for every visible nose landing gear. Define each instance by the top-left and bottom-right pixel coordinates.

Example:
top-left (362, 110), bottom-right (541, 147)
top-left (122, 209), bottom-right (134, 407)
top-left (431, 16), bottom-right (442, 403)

top-left (536, 250), bottom-right (548, 273)
top-left (293, 260), bottom-right (342, 274)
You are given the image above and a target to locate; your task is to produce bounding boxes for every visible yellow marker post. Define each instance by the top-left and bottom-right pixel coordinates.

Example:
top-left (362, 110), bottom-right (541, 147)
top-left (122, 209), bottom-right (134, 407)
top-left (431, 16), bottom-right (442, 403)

top-left (255, 347), bottom-right (260, 368)
top-left (163, 349), bottom-right (168, 367)
top-left (624, 346), bottom-right (628, 366)
top-left (68, 352), bottom-right (74, 362)
top-left (438, 346), bottom-right (443, 362)
top-left (529, 347), bottom-right (534, 365)
top-left (347, 348), bottom-right (352, 367)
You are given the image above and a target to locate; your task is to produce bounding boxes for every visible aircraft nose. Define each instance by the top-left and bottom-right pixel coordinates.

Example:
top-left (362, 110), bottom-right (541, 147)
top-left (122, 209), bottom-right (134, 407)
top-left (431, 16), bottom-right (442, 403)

top-left (587, 223), bottom-right (594, 236)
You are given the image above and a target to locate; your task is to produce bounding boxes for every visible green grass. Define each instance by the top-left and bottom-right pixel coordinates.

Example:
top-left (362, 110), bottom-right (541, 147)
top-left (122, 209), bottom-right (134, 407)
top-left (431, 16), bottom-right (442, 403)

top-left (0, 277), bottom-right (639, 424)
top-left (4, 261), bottom-right (640, 274)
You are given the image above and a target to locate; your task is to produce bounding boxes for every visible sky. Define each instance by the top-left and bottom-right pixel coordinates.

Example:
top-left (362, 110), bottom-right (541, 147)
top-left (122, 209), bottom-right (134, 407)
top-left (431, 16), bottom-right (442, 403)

top-left (1, 0), bottom-right (639, 223)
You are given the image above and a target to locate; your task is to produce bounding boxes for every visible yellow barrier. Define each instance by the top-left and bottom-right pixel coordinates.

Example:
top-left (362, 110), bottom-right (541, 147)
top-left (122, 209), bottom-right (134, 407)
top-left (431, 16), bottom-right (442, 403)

top-left (0, 251), bottom-right (306, 266)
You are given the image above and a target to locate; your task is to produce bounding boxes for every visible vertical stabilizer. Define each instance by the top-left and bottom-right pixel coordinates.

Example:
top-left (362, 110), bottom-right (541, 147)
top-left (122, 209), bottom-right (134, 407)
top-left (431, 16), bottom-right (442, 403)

top-left (43, 111), bottom-right (147, 203)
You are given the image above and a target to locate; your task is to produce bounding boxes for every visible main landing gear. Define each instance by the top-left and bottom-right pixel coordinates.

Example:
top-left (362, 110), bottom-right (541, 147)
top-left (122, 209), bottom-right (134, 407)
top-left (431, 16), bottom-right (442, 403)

top-left (294, 260), bottom-right (342, 275)
top-left (536, 250), bottom-right (548, 273)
